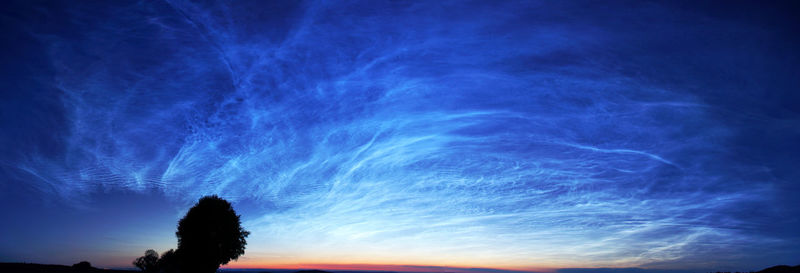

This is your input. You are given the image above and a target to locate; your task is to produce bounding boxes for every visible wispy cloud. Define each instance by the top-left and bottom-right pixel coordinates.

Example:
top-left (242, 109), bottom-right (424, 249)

top-left (1, 0), bottom-right (798, 270)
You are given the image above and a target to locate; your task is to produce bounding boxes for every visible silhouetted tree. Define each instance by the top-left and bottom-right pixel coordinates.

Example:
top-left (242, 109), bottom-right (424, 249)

top-left (175, 195), bottom-right (249, 273)
top-left (133, 249), bottom-right (159, 272)
top-left (157, 249), bottom-right (179, 273)
top-left (72, 261), bottom-right (92, 271)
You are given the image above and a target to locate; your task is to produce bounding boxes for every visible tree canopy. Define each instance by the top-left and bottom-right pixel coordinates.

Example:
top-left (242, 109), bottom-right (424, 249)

top-left (133, 195), bottom-right (248, 273)
top-left (175, 195), bottom-right (250, 273)
top-left (133, 249), bottom-right (159, 272)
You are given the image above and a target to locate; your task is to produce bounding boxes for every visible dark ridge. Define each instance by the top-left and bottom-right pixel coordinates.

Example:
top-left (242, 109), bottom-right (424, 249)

top-left (756, 265), bottom-right (800, 273)
top-left (0, 263), bottom-right (134, 273)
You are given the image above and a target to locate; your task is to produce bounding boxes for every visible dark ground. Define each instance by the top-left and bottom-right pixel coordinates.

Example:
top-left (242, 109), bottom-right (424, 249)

top-left (0, 263), bottom-right (134, 273)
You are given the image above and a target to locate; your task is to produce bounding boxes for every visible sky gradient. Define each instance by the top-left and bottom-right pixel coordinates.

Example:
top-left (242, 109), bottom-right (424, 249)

top-left (1, 1), bottom-right (799, 272)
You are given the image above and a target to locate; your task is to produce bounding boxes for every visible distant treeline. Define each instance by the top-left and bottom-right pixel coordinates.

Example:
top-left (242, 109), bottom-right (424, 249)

top-left (0, 262), bottom-right (132, 273)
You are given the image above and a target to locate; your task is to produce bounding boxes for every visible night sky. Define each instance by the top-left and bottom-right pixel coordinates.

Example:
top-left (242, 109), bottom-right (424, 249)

top-left (1, 1), bottom-right (799, 272)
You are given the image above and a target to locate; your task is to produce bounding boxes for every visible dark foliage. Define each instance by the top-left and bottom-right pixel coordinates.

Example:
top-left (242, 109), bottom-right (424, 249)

top-left (133, 250), bottom-right (159, 272)
top-left (175, 195), bottom-right (249, 273)
top-left (72, 261), bottom-right (92, 271)
top-left (156, 249), bottom-right (178, 273)
top-left (131, 196), bottom-right (248, 273)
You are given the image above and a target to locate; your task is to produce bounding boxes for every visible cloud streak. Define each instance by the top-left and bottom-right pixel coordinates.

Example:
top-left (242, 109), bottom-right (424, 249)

top-left (1, 0), bottom-right (798, 270)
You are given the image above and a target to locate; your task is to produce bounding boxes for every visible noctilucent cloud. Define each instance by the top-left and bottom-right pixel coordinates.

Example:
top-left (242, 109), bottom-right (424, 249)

top-left (1, 1), bottom-right (798, 272)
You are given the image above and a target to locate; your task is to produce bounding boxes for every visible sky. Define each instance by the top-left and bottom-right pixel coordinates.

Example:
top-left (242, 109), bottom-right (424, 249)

top-left (1, 0), bottom-right (799, 272)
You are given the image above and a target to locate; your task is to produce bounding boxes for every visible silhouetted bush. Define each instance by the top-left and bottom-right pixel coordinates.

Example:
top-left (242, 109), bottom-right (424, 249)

top-left (157, 249), bottom-right (178, 273)
top-left (133, 249), bottom-right (159, 272)
top-left (133, 249), bottom-right (158, 272)
top-left (72, 261), bottom-right (92, 271)
top-left (175, 195), bottom-right (249, 273)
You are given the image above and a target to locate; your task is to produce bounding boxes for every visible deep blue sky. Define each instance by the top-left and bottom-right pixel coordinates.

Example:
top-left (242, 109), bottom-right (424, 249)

top-left (1, 0), bottom-right (799, 271)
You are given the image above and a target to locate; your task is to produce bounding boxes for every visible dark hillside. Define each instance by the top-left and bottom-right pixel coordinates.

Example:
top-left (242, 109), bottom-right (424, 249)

top-left (756, 265), bottom-right (800, 273)
top-left (0, 263), bottom-right (134, 273)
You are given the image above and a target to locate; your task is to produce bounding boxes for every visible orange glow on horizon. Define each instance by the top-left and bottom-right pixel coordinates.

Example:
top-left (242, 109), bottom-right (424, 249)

top-left (221, 262), bottom-right (556, 273)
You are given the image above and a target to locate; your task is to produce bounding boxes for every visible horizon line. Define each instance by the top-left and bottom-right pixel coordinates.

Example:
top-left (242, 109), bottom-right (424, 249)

top-left (221, 263), bottom-right (553, 273)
